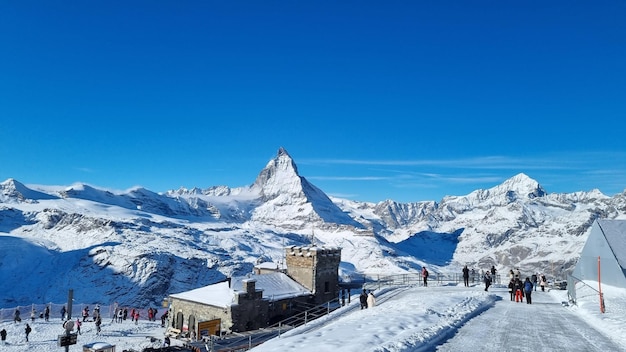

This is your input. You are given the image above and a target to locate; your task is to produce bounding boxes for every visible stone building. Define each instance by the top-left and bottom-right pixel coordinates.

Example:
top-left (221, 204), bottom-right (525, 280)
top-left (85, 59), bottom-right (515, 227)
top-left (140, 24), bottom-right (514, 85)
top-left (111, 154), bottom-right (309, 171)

top-left (167, 246), bottom-right (341, 337)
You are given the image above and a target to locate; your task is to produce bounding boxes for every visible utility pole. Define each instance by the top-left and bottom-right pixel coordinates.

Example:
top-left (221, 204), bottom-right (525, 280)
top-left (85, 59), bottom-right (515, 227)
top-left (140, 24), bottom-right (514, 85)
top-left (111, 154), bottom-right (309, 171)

top-left (67, 289), bottom-right (73, 320)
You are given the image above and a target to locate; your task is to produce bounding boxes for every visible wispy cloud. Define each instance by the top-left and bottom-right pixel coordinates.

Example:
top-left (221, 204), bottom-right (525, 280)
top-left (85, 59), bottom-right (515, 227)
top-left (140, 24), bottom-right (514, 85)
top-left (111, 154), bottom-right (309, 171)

top-left (302, 151), bottom-right (626, 171)
top-left (308, 176), bottom-right (391, 181)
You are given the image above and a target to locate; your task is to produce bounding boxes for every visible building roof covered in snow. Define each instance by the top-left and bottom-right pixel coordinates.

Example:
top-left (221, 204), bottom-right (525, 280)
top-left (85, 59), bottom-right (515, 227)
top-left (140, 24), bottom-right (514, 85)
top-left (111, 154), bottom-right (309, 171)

top-left (169, 272), bottom-right (311, 309)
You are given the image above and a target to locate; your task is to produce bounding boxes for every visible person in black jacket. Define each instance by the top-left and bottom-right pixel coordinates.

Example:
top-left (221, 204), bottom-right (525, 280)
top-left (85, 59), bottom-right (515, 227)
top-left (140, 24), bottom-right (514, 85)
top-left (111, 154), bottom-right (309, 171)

top-left (359, 289), bottom-right (368, 309)
top-left (508, 279), bottom-right (515, 301)
top-left (483, 272), bottom-right (492, 291)
top-left (462, 266), bottom-right (470, 287)
top-left (514, 278), bottom-right (524, 302)
top-left (1, 328), bottom-right (7, 345)
top-left (25, 324), bottom-right (31, 342)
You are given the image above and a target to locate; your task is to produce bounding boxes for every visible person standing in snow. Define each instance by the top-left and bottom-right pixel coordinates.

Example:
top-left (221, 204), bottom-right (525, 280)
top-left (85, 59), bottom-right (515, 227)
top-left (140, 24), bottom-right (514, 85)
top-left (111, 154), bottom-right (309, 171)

top-left (483, 271), bottom-right (492, 291)
top-left (531, 273), bottom-right (538, 291)
top-left (524, 277), bottom-right (534, 304)
top-left (13, 308), bottom-right (21, 323)
top-left (30, 307), bottom-right (36, 322)
top-left (508, 278), bottom-right (515, 301)
top-left (462, 265), bottom-right (470, 287)
top-left (359, 289), bottom-right (368, 309)
top-left (367, 291), bottom-right (376, 308)
top-left (60, 306), bottom-right (66, 321)
top-left (75, 318), bottom-right (82, 335)
top-left (490, 266), bottom-right (497, 284)
top-left (422, 267), bottom-right (429, 287)
top-left (1, 328), bottom-right (7, 345)
top-left (82, 306), bottom-right (89, 322)
top-left (540, 274), bottom-right (547, 292)
top-left (24, 324), bottom-right (31, 342)
top-left (44, 305), bottom-right (50, 321)
top-left (95, 315), bottom-right (102, 335)
top-left (514, 278), bottom-right (524, 302)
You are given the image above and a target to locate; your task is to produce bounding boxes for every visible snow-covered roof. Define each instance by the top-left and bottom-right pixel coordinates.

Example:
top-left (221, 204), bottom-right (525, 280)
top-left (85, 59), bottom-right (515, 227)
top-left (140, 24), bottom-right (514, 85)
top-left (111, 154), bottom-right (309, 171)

top-left (169, 272), bottom-right (311, 308)
top-left (255, 261), bottom-right (285, 270)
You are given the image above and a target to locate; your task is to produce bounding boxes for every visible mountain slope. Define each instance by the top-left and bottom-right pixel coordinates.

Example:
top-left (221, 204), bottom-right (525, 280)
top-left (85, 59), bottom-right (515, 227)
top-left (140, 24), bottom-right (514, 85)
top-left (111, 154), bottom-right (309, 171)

top-left (1, 148), bottom-right (625, 308)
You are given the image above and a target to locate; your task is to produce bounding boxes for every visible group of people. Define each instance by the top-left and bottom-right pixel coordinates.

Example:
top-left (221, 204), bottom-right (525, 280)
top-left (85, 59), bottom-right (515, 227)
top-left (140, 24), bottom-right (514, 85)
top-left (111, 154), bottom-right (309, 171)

top-left (5, 302), bottom-right (165, 344)
top-left (461, 265), bottom-right (549, 300)
top-left (359, 289), bottom-right (376, 309)
top-left (461, 265), bottom-right (499, 289)
top-left (0, 325), bottom-right (31, 344)
top-left (506, 270), bottom-right (547, 303)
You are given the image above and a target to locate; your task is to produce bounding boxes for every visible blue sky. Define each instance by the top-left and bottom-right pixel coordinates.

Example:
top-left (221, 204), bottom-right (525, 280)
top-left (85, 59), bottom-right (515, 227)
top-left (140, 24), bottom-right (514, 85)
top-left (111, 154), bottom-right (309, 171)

top-left (1, 1), bottom-right (625, 203)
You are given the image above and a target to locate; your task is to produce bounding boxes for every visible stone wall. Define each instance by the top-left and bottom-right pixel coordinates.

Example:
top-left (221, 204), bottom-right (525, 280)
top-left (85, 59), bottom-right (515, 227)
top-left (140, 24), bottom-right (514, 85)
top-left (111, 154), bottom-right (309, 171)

top-left (285, 246), bottom-right (341, 304)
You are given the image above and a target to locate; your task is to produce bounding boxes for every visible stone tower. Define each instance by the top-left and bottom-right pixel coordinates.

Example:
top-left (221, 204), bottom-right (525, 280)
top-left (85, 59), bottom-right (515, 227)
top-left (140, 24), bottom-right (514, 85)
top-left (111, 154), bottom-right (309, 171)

top-left (285, 246), bottom-right (341, 304)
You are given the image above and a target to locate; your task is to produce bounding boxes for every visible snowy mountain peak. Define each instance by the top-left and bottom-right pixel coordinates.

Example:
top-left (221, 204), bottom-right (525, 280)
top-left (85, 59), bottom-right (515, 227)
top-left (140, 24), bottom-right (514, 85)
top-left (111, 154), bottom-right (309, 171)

top-left (497, 173), bottom-right (547, 199)
top-left (253, 147), bottom-right (302, 199)
top-left (439, 173), bottom-right (547, 209)
top-left (0, 178), bottom-right (57, 203)
top-left (250, 148), bottom-right (362, 227)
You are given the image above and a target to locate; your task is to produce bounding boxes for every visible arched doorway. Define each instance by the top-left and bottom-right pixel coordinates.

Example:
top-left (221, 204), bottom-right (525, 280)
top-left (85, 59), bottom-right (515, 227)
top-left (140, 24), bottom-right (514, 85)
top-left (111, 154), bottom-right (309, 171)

top-left (175, 311), bottom-right (184, 330)
top-left (188, 315), bottom-right (196, 339)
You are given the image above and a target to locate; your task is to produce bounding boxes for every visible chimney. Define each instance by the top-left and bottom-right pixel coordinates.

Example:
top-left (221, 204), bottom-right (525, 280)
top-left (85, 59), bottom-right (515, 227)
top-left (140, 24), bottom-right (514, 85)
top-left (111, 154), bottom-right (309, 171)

top-left (243, 279), bottom-right (256, 295)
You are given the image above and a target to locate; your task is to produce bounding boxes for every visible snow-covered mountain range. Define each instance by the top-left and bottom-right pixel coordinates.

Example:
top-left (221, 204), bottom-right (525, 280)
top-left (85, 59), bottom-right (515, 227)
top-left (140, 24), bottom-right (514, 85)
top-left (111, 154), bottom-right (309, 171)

top-left (1, 147), bottom-right (625, 308)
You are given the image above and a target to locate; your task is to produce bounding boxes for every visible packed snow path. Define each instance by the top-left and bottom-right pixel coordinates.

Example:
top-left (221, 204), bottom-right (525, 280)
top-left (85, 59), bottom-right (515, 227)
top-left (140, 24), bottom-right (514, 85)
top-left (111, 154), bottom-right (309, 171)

top-left (250, 284), bottom-right (625, 352)
top-left (436, 287), bottom-right (624, 352)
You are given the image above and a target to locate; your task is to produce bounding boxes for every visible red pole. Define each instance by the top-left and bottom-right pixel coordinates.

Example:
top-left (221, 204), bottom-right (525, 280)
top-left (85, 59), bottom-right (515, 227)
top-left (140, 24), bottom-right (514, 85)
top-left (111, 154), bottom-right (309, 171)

top-left (598, 256), bottom-right (605, 313)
